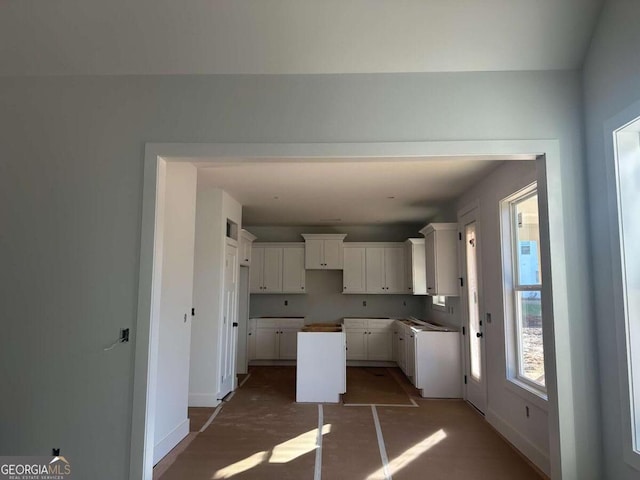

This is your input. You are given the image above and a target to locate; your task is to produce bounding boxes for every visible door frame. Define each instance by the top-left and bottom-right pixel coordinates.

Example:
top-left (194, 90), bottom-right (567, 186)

top-left (131, 139), bottom-right (572, 480)
top-left (458, 203), bottom-right (487, 413)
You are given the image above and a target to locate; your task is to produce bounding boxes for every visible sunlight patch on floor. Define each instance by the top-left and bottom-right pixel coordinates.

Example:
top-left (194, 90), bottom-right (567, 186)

top-left (270, 424), bottom-right (331, 463)
top-left (212, 451), bottom-right (269, 479)
top-left (211, 424), bottom-right (331, 479)
top-left (367, 429), bottom-right (447, 480)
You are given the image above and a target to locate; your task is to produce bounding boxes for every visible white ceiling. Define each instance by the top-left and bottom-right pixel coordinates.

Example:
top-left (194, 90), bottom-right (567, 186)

top-left (194, 157), bottom-right (520, 225)
top-left (0, 0), bottom-right (602, 75)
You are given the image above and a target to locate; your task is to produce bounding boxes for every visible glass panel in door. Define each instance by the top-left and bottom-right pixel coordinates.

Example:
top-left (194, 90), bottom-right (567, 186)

top-left (466, 222), bottom-right (482, 381)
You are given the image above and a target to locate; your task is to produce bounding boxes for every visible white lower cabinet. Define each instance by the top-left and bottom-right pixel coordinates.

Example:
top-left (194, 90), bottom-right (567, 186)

top-left (250, 318), bottom-right (305, 360)
top-left (394, 319), bottom-right (462, 398)
top-left (344, 318), bottom-right (394, 361)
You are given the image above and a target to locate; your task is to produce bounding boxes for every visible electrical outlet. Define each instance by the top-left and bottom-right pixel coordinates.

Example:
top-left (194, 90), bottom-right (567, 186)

top-left (52, 448), bottom-right (60, 456)
top-left (284, 300), bottom-right (288, 306)
top-left (120, 328), bottom-right (130, 343)
top-left (362, 301), bottom-right (367, 307)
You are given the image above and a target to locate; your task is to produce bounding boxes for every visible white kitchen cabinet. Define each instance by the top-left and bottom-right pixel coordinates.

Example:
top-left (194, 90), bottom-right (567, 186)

top-left (344, 318), bottom-right (394, 361)
top-left (301, 234), bottom-right (347, 269)
top-left (282, 246), bottom-right (306, 293)
top-left (362, 244), bottom-right (407, 294)
top-left (239, 229), bottom-right (257, 266)
top-left (405, 238), bottom-right (427, 295)
top-left (394, 318), bottom-right (462, 398)
top-left (247, 319), bottom-right (256, 361)
top-left (250, 243), bottom-right (306, 294)
top-left (250, 318), bottom-right (305, 360)
top-left (343, 246), bottom-right (366, 293)
top-left (419, 223), bottom-right (459, 296)
top-left (343, 243), bottom-right (407, 294)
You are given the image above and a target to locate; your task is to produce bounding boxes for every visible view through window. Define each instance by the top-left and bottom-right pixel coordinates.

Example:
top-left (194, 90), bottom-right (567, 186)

top-left (503, 186), bottom-right (545, 391)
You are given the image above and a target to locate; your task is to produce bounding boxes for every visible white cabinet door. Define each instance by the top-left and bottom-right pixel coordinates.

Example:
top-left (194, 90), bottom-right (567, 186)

top-left (282, 246), bottom-right (306, 293)
top-left (249, 246), bottom-right (264, 293)
top-left (365, 247), bottom-right (385, 293)
top-left (247, 320), bottom-right (256, 361)
top-left (262, 247), bottom-right (283, 293)
top-left (345, 329), bottom-right (367, 360)
top-left (323, 239), bottom-right (343, 269)
top-left (406, 239), bottom-right (427, 295)
top-left (279, 329), bottom-right (299, 360)
top-left (343, 247), bottom-right (366, 293)
top-left (421, 223), bottom-right (459, 296)
top-left (367, 330), bottom-right (393, 361)
top-left (304, 238), bottom-right (324, 269)
top-left (406, 331), bottom-right (416, 381)
top-left (384, 246), bottom-right (406, 293)
top-left (255, 328), bottom-right (279, 359)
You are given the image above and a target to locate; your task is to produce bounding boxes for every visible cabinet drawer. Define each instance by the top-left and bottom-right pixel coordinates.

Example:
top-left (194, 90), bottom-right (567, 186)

top-left (281, 318), bottom-right (305, 329)
top-left (254, 318), bottom-right (279, 328)
top-left (367, 318), bottom-right (394, 329)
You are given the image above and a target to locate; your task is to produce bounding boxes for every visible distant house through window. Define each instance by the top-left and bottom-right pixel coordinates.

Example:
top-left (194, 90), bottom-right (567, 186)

top-left (501, 184), bottom-right (546, 394)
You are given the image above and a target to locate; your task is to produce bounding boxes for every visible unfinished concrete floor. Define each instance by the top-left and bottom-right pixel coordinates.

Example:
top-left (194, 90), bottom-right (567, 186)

top-left (156, 366), bottom-right (544, 480)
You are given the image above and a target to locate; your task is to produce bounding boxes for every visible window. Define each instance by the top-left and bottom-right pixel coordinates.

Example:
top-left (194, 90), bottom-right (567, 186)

top-left (432, 295), bottom-right (446, 309)
top-left (501, 184), bottom-right (546, 394)
top-left (611, 113), bottom-right (640, 464)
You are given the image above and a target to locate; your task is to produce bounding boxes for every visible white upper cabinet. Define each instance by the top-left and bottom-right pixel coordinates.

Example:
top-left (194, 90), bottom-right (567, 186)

top-left (419, 223), bottom-right (459, 296)
top-left (405, 238), bottom-right (427, 295)
top-left (282, 246), bottom-right (306, 293)
top-left (239, 229), bottom-right (257, 266)
top-left (250, 243), bottom-right (306, 294)
top-left (343, 246), bottom-right (366, 293)
top-left (343, 243), bottom-right (406, 294)
top-left (301, 234), bottom-right (347, 269)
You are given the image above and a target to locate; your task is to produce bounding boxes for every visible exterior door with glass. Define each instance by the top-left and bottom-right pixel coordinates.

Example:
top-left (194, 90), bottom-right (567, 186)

top-left (459, 209), bottom-right (487, 413)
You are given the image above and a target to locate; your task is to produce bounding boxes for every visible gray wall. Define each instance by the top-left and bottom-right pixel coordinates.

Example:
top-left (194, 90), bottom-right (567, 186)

top-left (0, 70), bottom-right (590, 479)
top-left (250, 270), bottom-right (424, 322)
top-left (583, 1), bottom-right (640, 479)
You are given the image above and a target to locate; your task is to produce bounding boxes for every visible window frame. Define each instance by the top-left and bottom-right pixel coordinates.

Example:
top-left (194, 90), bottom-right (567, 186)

top-left (501, 183), bottom-right (548, 397)
top-left (605, 100), bottom-right (640, 471)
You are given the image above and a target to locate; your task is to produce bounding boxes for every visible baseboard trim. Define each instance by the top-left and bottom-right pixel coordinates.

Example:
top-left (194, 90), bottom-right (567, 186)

top-left (486, 408), bottom-right (550, 477)
top-left (346, 360), bottom-right (397, 367)
top-left (189, 393), bottom-right (222, 408)
top-left (153, 418), bottom-right (190, 465)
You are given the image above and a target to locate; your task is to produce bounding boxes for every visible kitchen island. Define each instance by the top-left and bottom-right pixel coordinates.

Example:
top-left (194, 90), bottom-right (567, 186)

top-left (296, 324), bottom-right (346, 403)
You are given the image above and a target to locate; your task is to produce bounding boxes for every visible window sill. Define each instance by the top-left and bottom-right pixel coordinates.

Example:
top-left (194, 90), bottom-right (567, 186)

top-left (505, 377), bottom-right (548, 411)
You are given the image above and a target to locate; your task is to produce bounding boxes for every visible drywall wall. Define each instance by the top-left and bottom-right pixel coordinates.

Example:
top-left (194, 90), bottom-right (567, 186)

top-left (250, 270), bottom-right (424, 322)
top-left (583, 1), bottom-right (640, 478)
top-left (0, 70), bottom-right (591, 479)
top-left (455, 161), bottom-right (552, 472)
top-left (153, 162), bottom-right (197, 463)
top-left (189, 188), bottom-right (242, 407)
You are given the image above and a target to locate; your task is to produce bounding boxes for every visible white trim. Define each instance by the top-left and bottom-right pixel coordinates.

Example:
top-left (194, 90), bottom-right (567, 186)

top-left (604, 98), bottom-right (640, 472)
top-left (188, 393), bottom-right (222, 408)
top-left (486, 408), bottom-right (550, 476)
top-left (504, 379), bottom-right (549, 412)
top-left (153, 418), bottom-right (189, 465)
top-left (371, 406), bottom-right (392, 480)
top-left (130, 139), bottom-right (570, 480)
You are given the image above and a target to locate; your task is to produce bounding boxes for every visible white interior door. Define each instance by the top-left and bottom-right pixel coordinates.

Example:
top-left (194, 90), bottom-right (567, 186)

top-left (218, 240), bottom-right (238, 399)
top-left (153, 162), bottom-right (197, 464)
top-left (460, 209), bottom-right (487, 413)
top-left (236, 266), bottom-right (250, 375)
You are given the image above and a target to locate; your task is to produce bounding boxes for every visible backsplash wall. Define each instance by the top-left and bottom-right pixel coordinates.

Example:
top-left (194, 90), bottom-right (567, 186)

top-left (250, 270), bottom-right (425, 323)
